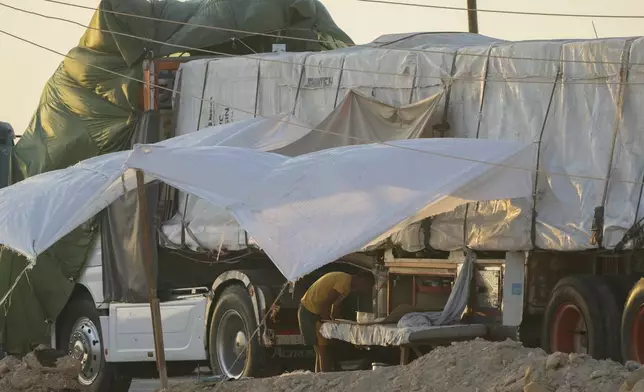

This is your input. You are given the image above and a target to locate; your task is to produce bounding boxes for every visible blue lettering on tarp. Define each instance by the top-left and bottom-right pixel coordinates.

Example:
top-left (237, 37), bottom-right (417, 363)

top-left (218, 107), bottom-right (234, 125)
top-left (512, 283), bottom-right (522, 296)
top-left (303, 77), bottom-right (334, 88)
top-left (205, 100), bottom-right (235, 126)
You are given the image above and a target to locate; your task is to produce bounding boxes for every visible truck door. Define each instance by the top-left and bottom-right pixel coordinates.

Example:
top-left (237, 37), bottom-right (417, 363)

top-left (106, 294), bottom-right (208, 363)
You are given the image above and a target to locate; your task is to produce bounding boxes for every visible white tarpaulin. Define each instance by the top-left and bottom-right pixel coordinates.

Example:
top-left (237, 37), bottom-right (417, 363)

top-left (175, 33), bottom-right (644, 251)
top-left (0, 119), bottom-right (533, 281)
top-left (161, 90), bottom-right (444, 252)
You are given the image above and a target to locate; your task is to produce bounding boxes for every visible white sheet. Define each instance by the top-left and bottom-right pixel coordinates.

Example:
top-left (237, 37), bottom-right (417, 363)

top-left (397, 248), bottom-right (474, 328)
top-left (319, 323), bottom-right (413, 346)
top-left (0, 119), bottom-right (534, 281)
top-left (318, 322), bottom-right (488, 347)
top-left (162, 90), bottom-right (444, 252)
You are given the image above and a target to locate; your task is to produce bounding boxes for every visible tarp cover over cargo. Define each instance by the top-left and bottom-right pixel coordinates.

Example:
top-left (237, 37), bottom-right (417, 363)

top-left (172, 32), bottom-right (644, 255)
top-left (0, 122), bottom-right (534, 282)
top-left (0, 0), bottom-right (351, 354)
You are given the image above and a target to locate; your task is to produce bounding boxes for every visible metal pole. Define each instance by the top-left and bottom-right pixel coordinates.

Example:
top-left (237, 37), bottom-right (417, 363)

top-left (135, 169), bottom-right (169, 391)
top-left (467, 0), bottom-right (479, 34)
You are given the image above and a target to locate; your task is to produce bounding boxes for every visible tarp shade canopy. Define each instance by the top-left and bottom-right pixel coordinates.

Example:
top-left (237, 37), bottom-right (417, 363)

top-left (0, 118), bottom-right (534, 281)
top-left (2, 0), bottom-right (352, 353)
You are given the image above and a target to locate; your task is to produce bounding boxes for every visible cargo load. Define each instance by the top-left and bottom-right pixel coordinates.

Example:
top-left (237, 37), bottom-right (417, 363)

top-left (167, 32), bottom-right (644, 253)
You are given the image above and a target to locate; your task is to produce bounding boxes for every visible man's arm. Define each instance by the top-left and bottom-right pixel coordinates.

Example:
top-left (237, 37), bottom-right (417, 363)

top-left (330, 295), bottom-right (344, 320)
top-left (319, 289), bottom-right (342, 320)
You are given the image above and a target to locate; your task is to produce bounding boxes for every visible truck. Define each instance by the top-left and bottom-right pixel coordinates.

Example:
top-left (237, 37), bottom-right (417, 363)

top-left (42, 32), bottom-right (644, 392)
top-left (44, 59), bottom-right (382, 392)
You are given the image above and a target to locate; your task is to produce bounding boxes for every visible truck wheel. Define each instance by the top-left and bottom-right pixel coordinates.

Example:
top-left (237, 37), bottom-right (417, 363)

top-left (541, 276), bottom-right (621, 360)
top-left (209, 285), bottom-right (264, 379)
top-left (58, 299), bottom-right (131, 392)
top-left (621, 278), bottom-right (644, 363)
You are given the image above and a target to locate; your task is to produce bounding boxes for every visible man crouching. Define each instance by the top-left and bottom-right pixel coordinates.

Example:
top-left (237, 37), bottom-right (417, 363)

top-left (298, 271), bottom-right (374, 372)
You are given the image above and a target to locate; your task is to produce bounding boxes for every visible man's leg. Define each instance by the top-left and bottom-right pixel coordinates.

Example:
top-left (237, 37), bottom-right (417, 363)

top-left (314, 346), bottom-right (321, 373)
top-left (317, 344), bottom-right (332, 372)
top-left (315, 321), bottom-right (332, 372)
top-left (299, 305), bottom-right (320, 372)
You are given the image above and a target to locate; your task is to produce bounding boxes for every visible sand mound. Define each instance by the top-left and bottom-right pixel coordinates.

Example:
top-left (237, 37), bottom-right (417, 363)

top-left (169, 339), bottom-right (644, 392)
top-left (0, 346), bottom-right (84, 392)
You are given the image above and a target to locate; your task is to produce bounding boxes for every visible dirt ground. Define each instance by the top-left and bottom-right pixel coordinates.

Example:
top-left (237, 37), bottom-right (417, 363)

top-left (168, 339), bottom-right (643, 392)
top-left (5, 339), bottom-right (644, 392)
top-left (0, 345), bottom-right (84, 391)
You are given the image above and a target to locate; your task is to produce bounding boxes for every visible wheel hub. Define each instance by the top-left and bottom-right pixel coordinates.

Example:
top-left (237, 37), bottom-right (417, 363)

top-left (216, 310), bottom-right (248, 379)
top-left (70, 338), bottom-right (87, 363)
top-left (551, 303), bottom-right (588, 354)
top-left (233, 331), bottom-right (248, 356)
top-left (68, 318), bottom-right (102, 385)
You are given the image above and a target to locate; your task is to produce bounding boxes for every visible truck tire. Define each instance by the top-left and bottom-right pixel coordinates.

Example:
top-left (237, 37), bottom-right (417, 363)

top-left (621, 278), bottom-right (644, 363)
top-left (541, 276), bottom-right (621, 360)
top-left (58, 299), bottom-right (131, 392)
top-left (209, 285), bottom-right (264, 379)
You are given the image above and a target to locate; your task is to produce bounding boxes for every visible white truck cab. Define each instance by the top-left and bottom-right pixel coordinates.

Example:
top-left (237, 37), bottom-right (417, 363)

top-left (52, 239), bottom-right (304, 392)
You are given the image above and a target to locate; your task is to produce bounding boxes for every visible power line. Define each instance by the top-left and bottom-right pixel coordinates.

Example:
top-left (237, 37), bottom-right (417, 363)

top-left (0, 2), bottom-right (438, 81)
top-left (2, 27), bottom-right (643, 187)
top-left (49, 0), bottom-right (644, 22)
top-left (4, 2), bottom-right (644, 85)
top-left (43, 0), bottom-right (332, 46)
top-left (357, 0), bottom-right (644, 19)
top-left (43, 0), bottom-right (644, 68)
top-left (0, 26), bottom-right (635, 184)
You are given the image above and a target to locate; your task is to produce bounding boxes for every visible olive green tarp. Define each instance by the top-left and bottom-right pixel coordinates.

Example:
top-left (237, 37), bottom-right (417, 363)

top-left (0, 0), bottom-right (352, 354)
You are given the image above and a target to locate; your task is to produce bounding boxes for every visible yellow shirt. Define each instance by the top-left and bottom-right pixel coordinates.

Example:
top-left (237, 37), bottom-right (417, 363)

top-left (301, 272), bottom-right (352, 315)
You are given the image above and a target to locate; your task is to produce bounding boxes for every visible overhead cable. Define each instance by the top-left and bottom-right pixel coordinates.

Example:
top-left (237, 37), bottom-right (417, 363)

top-left (43, 0), bottom-right (644, 68)
top-left (2, 27), bottom-right (643, 187)
top-left (357, 0), bottom-right (644, 19)
top-left (4, 2), bottom-right (644, 85)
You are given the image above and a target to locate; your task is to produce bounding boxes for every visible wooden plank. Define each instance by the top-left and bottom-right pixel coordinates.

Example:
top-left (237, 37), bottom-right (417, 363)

top-left (386, 275), bottom-right (391, 315)
top-left (386, 258), bottom-right (505, 266)
top-left (412, 276), bottom-right (417, 307)
top-left (136, 170), bottom-right (168, 391)
top-left (400, 346), bottom-right (411, 365)
top-left (388, 267), bottom-right (456, 276)
top-left (384, 260), bottom-right (458, 269)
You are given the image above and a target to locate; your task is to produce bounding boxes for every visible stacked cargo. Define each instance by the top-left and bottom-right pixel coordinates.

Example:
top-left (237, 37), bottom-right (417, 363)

top-left (166, 32), bottom-right (644, 253)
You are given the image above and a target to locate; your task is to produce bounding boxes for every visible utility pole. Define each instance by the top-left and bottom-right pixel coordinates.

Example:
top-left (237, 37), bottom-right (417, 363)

top-left (136, 170), bottom-right (169, 392)
top-left (467, 0), bottom-right (479, 34)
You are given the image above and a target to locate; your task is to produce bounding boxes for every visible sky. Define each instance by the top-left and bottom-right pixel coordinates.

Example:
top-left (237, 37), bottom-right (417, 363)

top-left (1, 0), bottom-right (644, 134)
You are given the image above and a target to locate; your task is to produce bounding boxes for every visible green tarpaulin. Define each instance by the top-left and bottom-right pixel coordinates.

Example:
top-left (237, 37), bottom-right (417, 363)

top-left (0, 0), bottom-right (352, 354)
